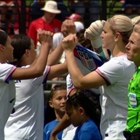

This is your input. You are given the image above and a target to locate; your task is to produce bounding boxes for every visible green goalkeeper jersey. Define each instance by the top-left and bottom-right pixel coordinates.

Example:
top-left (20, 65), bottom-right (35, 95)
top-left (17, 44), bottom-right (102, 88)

top-left (126, 66), bottom-right (140, 132)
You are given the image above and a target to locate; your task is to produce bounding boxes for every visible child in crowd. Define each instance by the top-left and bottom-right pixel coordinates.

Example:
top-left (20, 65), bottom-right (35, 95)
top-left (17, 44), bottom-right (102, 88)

top-left (66, 89), bottom-right (102, 140)
top-left (44, 84), bottom-right (67, 140)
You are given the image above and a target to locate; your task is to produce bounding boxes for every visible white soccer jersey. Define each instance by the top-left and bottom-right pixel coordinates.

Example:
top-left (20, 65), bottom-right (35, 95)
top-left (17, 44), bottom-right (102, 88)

top-left (96, 54), bottom-right (135, 140)
top-left (0, 63), bottom-right (16, 139)
top-left (4, 65), bottom-right (50, 140)
top-left (66, 74), bottom-right (75, 96)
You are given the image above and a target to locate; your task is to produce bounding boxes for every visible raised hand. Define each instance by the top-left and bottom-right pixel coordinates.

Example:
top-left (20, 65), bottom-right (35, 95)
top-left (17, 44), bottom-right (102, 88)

top-left (37, 29), bottom-right (53, 49)
top-left (62, 34), bottom-right (77, 52)
top-left (61, 19), bottom-right (76, 37)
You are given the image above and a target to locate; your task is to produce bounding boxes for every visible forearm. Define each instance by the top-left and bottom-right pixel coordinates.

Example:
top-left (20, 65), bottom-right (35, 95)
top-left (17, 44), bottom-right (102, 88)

top-left (31, 42), bottom-right (50, 74)
top-left (48, 62), bottom-right (68, 80)
top-left (47, 42), bottom-right (63, 66)
top-left (51, 113), bottom-right (71, 136)
top-left (65, 51), bottom-right (84, 88)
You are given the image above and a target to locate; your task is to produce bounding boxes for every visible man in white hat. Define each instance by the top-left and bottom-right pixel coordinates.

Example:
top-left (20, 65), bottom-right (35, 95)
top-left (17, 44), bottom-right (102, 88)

top-left (28, 0), bottom-right (62, 47)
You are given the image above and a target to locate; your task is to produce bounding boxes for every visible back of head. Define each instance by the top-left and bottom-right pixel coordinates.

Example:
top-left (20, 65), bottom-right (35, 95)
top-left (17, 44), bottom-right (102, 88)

top-left (108, 14), bottom-right (133, 44)
top-left (84, 20), bottom-right (105, 49)
top-left (11, 34), bottom-right (31, 60)
top-left (85, 20), bottom-right (105, 39)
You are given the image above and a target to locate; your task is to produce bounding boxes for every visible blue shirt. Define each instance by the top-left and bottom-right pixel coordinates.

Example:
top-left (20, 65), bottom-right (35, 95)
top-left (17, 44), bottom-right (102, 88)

top-left (44, 120), bottom-right (63, 140)
top-left (73, 119), bottom-right (102, 140)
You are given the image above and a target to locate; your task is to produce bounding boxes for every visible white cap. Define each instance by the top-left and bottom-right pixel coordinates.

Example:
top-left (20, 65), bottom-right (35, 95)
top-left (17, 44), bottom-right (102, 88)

top-left (74, 21), bottom-right (84, 33)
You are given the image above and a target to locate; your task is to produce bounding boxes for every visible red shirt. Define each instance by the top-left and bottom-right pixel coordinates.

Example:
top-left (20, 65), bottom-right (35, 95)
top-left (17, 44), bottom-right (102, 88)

top-left (28, 17), bottom-right (62, 47)
top-left (5, 0), bottom-right (12, 3)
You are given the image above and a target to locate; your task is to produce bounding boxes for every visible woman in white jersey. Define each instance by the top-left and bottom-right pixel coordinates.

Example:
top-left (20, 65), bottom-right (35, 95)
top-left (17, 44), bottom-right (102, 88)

top-left (51, 15), bottom-right (136, 140)
top-left (0, 29), bottom-right (54, 139)
top-left (4, 34), bottom-right (67, 140)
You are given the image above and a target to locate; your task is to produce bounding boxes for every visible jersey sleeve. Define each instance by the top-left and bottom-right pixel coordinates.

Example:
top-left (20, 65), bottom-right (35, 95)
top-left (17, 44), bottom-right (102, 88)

top-left (0, 63), bottom-right (16, 83)
top-left (66, 74), bottom-right (75, 96)
top-left (29, 65), bottom-right (51, 86)
top-left (96, 58), bottom-right (124, 85)
top-left (43, 66), bottom-right (51, 84)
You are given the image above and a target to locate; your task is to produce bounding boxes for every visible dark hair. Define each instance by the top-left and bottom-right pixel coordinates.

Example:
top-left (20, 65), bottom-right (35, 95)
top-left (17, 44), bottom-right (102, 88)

top-left (11, 34), bottom-right (31, 60)
top-left (67, 89), bottom-right (101, 128)
top-left (0, 30), bottom-right (8, 46)
top-left (10, 34), bottom-right (32, 66)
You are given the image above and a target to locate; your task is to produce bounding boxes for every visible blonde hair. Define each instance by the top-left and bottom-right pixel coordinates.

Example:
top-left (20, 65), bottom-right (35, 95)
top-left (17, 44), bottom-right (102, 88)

top-left (133, 20), bottom-right (140, 34)
top-left (131, 16), bottom-right (140, 26)
top-left (108, 15), bottom-right (133, 44)
top-left (84, 20), bottom-right (105, 48)
top-left (84, 20), bottom-right (105, 40)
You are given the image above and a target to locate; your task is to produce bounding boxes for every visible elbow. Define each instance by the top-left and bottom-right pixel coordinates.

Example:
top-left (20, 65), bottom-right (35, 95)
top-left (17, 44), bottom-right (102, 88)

top-left (73, 82), bottom-right (84, 89)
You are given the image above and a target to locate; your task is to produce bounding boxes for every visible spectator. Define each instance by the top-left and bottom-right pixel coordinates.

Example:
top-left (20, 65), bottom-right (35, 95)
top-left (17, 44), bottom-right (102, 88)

top-left (123, 20), bottom-right (140, 140)
top-left (4, 33), bottom-right (68, 139)
top-left (52, 14), bottom-right (136, 140)
top-left (0, 0), bottom-right (18, 33)
top-left (122, 0), bottom-right (140, 16)
top-left (28, 0), bottom-right (62, 47)
top-left (68, 0), bottom-right (100, 27)
top-left (66, 13), bottom-right (85, 27)
top-left (30, 0), bottom-right (45, 21)
top-left (44, 84), bottom-right (67, 140)
top-left (55, 0), bottom-right (71, 21)
top-left (66, 89), bottom-right (102, 140)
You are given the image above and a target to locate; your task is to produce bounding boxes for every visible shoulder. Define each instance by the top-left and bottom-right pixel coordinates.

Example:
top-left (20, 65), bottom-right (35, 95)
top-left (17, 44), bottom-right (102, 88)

top-left (99, 55), bottom-right (134, 71)
top-left (30, 18), bottom-right (43, 25)
top-left (81, 119), bottom-right (97, 130)
top-left (44, 120), bottom-right (60, 129)
top-left (78, 120), bottom-right (101, 140)
top-left (0, 63), bottom-right (16, 73)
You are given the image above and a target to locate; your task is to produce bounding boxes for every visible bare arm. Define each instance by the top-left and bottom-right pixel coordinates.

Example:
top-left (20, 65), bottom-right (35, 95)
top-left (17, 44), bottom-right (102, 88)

top-left (47, 41), bottom-right (63, 66)
top-left (50, 113), bottom-right (71, 140)
top-left (62, 34), bottom-right (106, 89)
top-left (48, 61), bottom-right (68, 80)
top-left (12, 30), bottom-right (53, 80)
top-left (47, 19), bottom-right (76, 66)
